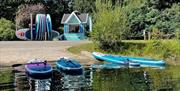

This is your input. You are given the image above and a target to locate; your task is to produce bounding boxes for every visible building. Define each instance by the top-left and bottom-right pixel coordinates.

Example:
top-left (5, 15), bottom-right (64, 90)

top-left (61, 11), bottom-right (92, 40)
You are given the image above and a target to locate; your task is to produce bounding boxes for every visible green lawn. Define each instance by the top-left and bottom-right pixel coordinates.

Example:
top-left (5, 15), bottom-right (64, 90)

top-left (68, 40), bottom-right (180, 64)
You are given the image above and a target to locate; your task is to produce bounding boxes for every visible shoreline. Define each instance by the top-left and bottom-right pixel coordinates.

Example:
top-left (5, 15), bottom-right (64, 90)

top-left (0, 41), bottom-right (94, 66)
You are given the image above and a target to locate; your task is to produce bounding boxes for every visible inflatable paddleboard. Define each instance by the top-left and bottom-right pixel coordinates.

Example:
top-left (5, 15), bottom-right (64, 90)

top-left (92, 52), bottom-right (166, 67)
top-left (16, 28), bottom-right (30, 40)
top-left (25, 59), bottom-right (52, 79)
top-left (46, 14), bottom-right (52, 40)
top-left (56, 57), bottom-right (83, 75)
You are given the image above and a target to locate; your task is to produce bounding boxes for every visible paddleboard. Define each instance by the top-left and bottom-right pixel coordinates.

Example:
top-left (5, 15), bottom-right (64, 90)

top-left (25, 59), bottom-right (52, 79)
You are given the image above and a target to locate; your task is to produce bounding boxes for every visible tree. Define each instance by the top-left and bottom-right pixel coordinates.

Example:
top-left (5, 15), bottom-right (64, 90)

top-left (73, 0), bottom-right (95, 13)
top-left (127, 0), bottom-right (180, 39)
top-left (16, 3), bottom-right (46, 28)
top-left (91, 0), bottom-right (129, 51)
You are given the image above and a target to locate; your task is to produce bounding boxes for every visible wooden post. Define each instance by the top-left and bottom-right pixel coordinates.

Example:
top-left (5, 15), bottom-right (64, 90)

top-left (30, 14), bottom-right (33, 40)
top-left (45, 32), bottom-right (47, 41)
top-left (143, 30), bottom-right (146, 40)
top-left (148, 31), bottom-right (151, 40)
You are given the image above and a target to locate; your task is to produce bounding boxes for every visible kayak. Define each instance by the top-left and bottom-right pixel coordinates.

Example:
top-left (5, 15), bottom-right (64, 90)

top-left (92, 52), bottom-right (165, 67)
top-left (25, 59), bottom-right (52, 79)
top-left (56, 57), bottom-right (83, 75)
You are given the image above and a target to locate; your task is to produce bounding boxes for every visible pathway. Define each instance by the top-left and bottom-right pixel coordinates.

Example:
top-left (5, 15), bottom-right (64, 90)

top-left (0, 41), bottom-right (93, 66)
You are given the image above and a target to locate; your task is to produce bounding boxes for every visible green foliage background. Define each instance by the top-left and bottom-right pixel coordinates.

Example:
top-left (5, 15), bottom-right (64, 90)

top-left (0, 18), bottom-right (16, 41)
top-left (0, 0), bottom-right (180, 41)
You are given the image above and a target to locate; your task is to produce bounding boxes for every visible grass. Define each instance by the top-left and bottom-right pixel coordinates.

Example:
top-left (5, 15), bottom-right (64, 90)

top-left (68, 40), bottom-right (180, 64)
top-left (68, 43), bottom-right (97, 54)
top-left (0, 68), bottom-right (13, 83)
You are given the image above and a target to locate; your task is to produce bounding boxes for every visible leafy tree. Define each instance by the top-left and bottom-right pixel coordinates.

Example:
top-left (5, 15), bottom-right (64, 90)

top-left (73, 0), bottom-right (95, 13)
top-left (16, 3), bottom-right (46, 28)
top-left (0, 18), bottom-right (16, 40)
top-left (91, 0), bottom-right (129, 51)
top-left (127, 0), bottom-right (180, 39)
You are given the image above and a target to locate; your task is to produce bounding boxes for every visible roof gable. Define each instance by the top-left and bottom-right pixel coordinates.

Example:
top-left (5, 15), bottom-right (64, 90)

top-left (61, 11), bottom-right (89, 24)
top-left (65, 13), bottom-right (81, 24)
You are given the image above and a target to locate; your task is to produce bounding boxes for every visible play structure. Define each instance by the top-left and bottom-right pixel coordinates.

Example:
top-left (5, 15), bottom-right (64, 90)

top-left (16, 11), bottom-right (92, 41)
top-left (16, 14), bottom-right (59, 40)
top-left (61, 11), bottom-right (92, 40)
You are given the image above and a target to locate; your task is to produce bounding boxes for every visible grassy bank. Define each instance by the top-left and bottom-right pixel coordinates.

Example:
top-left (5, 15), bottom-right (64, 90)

top-left (68, 40), bottom-right (180, 65)
top-left (0, 68), bottom-right (13, 84)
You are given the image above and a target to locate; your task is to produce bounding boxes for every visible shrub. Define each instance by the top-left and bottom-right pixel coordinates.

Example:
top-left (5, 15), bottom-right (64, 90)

top-left (15, 3), bottom-right (45, 28)
top-left (151, 28), bottom-right (164, 40)
top-left (0, 18), bottom-right (16, 41)
top-left (175, 28), bottom-right (180, 39)
top-left (91, 0), bottom-right (129, 52)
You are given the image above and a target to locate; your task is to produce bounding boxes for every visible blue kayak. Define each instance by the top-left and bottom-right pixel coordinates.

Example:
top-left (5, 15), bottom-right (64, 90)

top-left (25, 59), bottom-right (52, 79)
top-left (92, 52), bottom-right (166, 67)
top-left (56, 57), bottom-right (83, 75)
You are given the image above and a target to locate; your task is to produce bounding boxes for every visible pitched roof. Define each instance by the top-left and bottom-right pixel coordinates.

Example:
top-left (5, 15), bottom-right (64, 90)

top-left (61, 14), bottom-right (70, 23)
top-left (61, 11), bottom-right (89, 24)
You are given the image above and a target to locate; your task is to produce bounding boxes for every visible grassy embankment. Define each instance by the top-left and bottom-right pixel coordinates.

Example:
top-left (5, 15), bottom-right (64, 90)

top-left (0, 67), bottom-right (14, 91)
top-left (68, 40), bottom-right (180, 65)
top-left (0, 68), bottom-right (13, 83)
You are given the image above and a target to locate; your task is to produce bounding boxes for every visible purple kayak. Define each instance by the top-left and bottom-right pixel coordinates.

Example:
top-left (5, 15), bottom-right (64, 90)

top-left (25, 59), bottom-right (52, 79)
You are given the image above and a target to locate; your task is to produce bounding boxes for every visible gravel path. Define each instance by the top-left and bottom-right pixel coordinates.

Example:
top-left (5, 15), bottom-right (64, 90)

top-left (0, 41), bottom-right (93, 66)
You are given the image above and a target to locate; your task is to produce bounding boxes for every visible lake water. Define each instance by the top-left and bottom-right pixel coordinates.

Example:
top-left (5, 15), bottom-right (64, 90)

top-left (0, 64), bottom-right (180, 91)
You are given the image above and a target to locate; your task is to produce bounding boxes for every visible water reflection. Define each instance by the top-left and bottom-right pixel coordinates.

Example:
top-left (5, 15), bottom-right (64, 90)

top-left (92, 68), bottom-right (176, 91)
top-left (5, 65), bottom-right (180, 91)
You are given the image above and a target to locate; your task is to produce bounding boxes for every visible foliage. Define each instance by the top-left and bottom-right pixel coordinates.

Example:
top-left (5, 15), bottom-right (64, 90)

top-left (128, 0), bottom-right (180, 39)
top-left (68, 40), bottom-right (180, 62)
top-left (1, 0), bottom-right (71, 31)
top-left (44, 0), bottom-right (67, 31)
top-left (73, 0), bottom-right (95, 13)
top-left (175, 28), bottom-right (180, 39)
top-left (151, 28), bottom-right (164, 40)
top-left (16, 3), bottom-right (46, 28)
top-left (0, 68), bottom-right (13, 83)
top-left (91, 0), bottom-right (129, 51)
top-left (0, 0), bottom-right (45, 21)
top-left (0, 18), bottom-right (16, 41)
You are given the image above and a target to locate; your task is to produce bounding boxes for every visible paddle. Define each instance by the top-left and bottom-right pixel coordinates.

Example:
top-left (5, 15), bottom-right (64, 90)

top-left (12, 60), bottom-right (53, 68)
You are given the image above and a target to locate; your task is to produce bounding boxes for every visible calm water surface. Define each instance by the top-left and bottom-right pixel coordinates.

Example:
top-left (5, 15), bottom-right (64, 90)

top-left (0, 64), bottom-right (180, 91)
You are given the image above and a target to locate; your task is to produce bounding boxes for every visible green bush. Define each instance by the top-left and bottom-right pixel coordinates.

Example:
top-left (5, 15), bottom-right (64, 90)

top-left (175, 28), bottom-right (180, 39)
top-left (0, 18), bottom-right (16, 41)
top-left (91, 0), bottom-right (129, 52)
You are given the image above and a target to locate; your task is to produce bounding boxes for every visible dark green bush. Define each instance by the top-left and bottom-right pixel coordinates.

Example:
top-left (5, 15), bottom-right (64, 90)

top-left (0, 18), bottom-right (16, 41)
